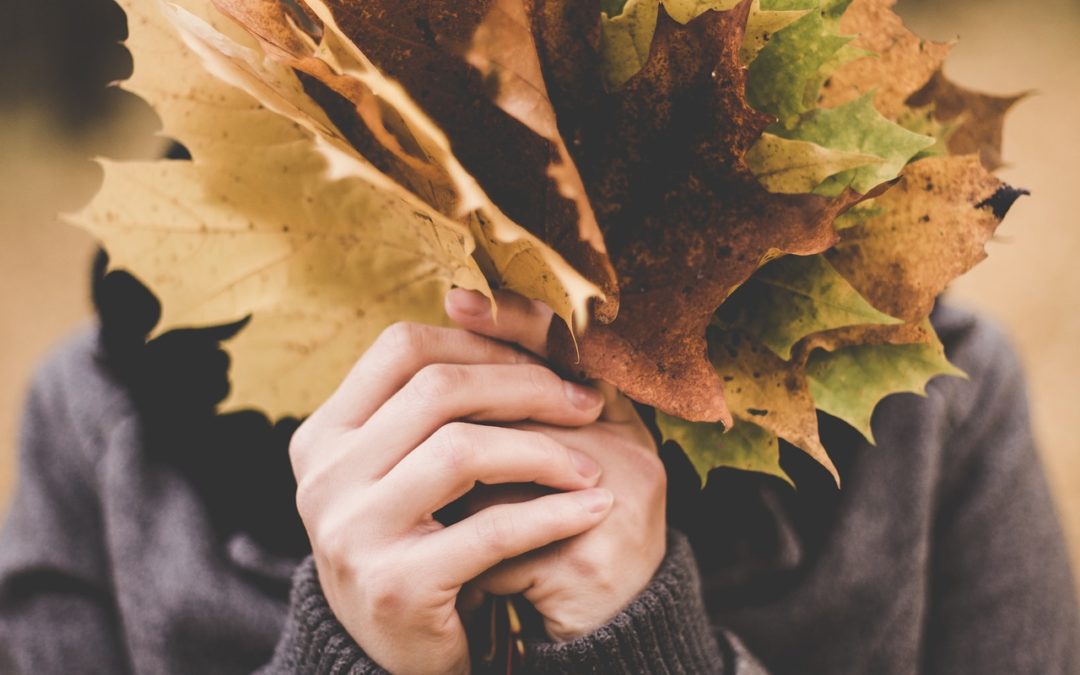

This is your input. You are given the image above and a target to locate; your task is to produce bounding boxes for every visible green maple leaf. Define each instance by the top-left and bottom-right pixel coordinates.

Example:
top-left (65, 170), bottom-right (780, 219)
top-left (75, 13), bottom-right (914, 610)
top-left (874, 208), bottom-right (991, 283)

top-left (832, 202), bottom-right (884, 231)
top-left (746, 4), bottom-right (853, 128)
top-left (896, 104), bottom-right (956, 162)
top-left (805, 329), bottom-right (966, 443)
top-left (716, 254), bottom-right (901, 360)
top-left (775, 93), bottom-right (935, 195)
top-left (746, 132), bottom-right (883, 194)
top-left (600, 0), bottom-right (809, 90)
top-left (656, 413), bottom-right (791, 486)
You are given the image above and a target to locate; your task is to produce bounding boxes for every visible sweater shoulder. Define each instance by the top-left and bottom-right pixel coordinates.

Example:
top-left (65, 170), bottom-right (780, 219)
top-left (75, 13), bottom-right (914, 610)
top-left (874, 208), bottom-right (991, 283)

top-left (930, 302), bottom-right (1028, 433)
top-left (24, 325), bottom-right (136, 466)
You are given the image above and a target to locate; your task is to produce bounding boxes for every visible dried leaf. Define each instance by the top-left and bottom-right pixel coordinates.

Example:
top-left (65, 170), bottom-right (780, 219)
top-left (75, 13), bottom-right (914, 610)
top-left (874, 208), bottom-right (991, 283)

top-left (793, 317), bottom-right (934, 364)
top-left (818, 0), bottom-right (952, 119)
top-left (709, 329), bottom-right (838, 483)
top-left (805, 324), bottom-right (965, 443)
top-left (466, 0), bottom-right (619, 318)
top-left (551, 3), bottom-right (859, 425)
top-left (300, 0), bottom-right (612, 327)
top-left (716, 253), bottom-right (900, 360)
top-left (656, 413), bottom-right (791, 485)
top-left (906, 69), bottom-right (1028, 171)
top-left (747, 4), bottom-right (853, 128)
top-left (69, 2), bottom-right (490, 417)
top-left (599, 0), bottom-right (809, 91)
top-left (747, 132), bottom-right (882, 194)
top-left (775, 93), bottom-right (935, 195)
top-left (827, 155), bottom-right (1026, 321)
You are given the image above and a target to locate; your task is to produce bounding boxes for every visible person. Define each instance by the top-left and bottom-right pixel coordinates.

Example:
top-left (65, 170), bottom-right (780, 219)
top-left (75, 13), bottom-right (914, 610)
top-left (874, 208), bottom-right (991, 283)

top-left (0, 259), bottom-right (1078, 674)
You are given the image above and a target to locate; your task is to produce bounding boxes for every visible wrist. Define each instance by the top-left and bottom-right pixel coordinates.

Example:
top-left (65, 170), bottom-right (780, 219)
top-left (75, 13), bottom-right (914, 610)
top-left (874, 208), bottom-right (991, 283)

top-left (543, 541), bottom-right (667, 642)
top-left (526, 531), bottom-right (722, 673)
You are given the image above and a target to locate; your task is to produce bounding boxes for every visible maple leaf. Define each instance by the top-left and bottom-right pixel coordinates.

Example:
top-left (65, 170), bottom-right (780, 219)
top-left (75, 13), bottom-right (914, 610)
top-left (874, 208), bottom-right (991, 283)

top-left (827, 155), bottom-right (1027, 321)
top-left (817, 0), bottom-right (952, 120)
top-left (895, 104), bottom-right (955, 162)
top-left (297, 0), bottom-right (615, 327)
top-left (715, 253), bottom-right (900, 360)
top-left (68, 0), bottom-right (491, 418)
top-left (746, 133), bottom-right (882, 194)
top-left (548, 2), bottom-right (860, 425)
top-left (793, 317), bottom-right (934, 363)
top-left (599, 0), bottom-right (810, 91)
top-left (708, 328), bottom-right (838, 483)
top-left (656, 413), bottom-right (791, 486)
top-left (805, 324), bottom-right (965, 443)
top-left (209, 0), bottom-right (608, 331)
top-left (71, 0), bottom-right (1029, 491)
top-left (746, 3), bottom-right (853, 128)
top-left (907, 69), bottom-right (1029, 171)
top-left (773, 93), bottom-right (935, 195)
top-left (465, 0), bottom-right (620, 320)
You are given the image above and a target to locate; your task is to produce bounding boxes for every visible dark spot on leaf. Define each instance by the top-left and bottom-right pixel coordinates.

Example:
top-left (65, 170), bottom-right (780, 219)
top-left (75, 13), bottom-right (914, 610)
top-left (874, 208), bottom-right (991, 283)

top-left (976, 184), bottom-right (1030, 220)
top-left (747, 408), bottom-right (768, 416)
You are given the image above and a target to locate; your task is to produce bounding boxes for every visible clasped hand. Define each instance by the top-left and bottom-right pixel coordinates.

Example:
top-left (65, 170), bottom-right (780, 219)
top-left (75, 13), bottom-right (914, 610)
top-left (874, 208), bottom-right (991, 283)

top-left (289, 289), bottom-right (667, 675)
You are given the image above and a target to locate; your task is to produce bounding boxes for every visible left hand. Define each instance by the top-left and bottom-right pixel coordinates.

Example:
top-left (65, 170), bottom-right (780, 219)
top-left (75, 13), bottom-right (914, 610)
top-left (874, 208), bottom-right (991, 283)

top-left (445, 289), bottom-right (668, 642)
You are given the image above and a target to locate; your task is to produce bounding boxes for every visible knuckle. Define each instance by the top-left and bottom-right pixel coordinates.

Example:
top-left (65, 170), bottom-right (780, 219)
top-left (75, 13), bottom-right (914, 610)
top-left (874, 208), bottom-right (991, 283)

top-left (294, 479), bottom-right (317, 522)
top-left (311, 520), bottom-right (355, 572)
top-left (288, 420), bottom-right (318, 472)
top-left (380, 321), bottom-right (425, 352)
top-left (376, 322), bottom-right (430, 366)
top-left (523, 364), bottom-right (559, 397)
top-left (410, 363), bottom-right (462, 405)
top-left (363, 558), bottom-right (412, 616)
top-left (535, 433), bottom-right (568, 470)
top-left (428, 423), bottom-right (475, 473)
top-left (474, 510), bottom-right (516, 555)
top-left (639, 450), bottom-right (668, 494)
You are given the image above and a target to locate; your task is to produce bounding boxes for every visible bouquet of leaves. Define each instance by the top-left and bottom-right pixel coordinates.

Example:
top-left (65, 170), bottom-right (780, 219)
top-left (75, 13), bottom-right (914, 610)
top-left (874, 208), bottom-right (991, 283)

top-left (73, 0), bottom-right (1026, 491)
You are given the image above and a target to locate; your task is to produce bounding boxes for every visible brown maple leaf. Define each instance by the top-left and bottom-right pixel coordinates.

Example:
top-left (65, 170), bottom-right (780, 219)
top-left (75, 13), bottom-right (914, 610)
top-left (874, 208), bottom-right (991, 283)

top-left (297, 0), bottom-right (619, 319)
top-left (710, 328), bottom-right (839, 482)
top-left (792, 319), bottom-right (934, 366)
top-left (827, 155), bottom-right (1027, 322)
top-left (819, 0), bottom-right (952, 120)
top-left (548, 2), bottom-right (860, 425)
top-left (906, 69), bottom-right (1029, 171)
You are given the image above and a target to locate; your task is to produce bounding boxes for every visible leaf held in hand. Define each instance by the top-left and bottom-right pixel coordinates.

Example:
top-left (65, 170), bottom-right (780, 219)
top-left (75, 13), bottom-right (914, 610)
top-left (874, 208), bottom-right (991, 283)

top-left (656, 413), bottom-right (791, 486)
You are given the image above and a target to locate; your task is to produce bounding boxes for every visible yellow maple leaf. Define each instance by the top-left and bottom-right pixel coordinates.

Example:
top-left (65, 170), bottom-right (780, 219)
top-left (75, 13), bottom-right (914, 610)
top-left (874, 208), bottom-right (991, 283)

top-left (68, 0), bottom-right (491, 418)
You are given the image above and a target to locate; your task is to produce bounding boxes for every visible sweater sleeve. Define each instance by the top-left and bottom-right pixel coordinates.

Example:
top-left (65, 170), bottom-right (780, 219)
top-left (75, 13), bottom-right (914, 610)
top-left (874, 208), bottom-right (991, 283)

top-left (527, 530), bottom-right (768, 675)
top-left (261, 531), bottom-right (768, 675)
top-left (922, 323), bottom-right (1080, 674)
top-left (0, 355), bottom-right (131, 675)
top-left (257, 557), bottom-right (387, 674)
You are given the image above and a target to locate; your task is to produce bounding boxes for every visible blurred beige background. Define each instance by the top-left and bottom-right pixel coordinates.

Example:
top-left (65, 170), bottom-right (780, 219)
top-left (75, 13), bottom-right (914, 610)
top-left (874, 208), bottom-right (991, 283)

top-left (1, 0), bottom-right (1078, 578)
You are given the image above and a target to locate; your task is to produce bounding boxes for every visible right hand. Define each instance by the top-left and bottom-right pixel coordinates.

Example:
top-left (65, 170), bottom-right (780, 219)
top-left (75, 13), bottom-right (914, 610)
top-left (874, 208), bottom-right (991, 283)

top-left (289, 318), bottom-right (614, 675)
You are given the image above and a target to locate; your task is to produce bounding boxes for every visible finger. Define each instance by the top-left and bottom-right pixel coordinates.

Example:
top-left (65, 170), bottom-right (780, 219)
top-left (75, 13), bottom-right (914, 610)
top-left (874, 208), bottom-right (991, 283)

top-left (469, 551), bottom-right (546, 597)
top-left (372, 423), bottom-right (602, 527)
top-left (311, 322), bottom-right (540, 430)
top-left (355, 363), bottom-right (606, 477)
top-left (419, 488), bottom-right (614, 590)
top-left (445, 288), bottom-right (554, 359)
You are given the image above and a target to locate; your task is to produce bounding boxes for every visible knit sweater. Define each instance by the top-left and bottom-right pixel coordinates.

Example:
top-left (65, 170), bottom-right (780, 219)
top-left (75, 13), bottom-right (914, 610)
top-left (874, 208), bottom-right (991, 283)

top-left (1, 305), bottom-right (1078, 674)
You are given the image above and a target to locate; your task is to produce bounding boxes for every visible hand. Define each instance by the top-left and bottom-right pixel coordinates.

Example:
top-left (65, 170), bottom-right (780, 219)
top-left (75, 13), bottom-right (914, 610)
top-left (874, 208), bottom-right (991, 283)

top-left (289, 303), bottom-right (615, 674)
top-left (446, 290), bottom-right (668, 643)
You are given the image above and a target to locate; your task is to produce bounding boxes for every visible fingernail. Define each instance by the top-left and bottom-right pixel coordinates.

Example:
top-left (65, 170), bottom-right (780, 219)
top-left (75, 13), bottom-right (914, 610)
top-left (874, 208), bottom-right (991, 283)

top-left (575, 488), bottom-right (613, 514)
top-left (447, 288), bottom-right (489, 317)
top-left (570, 449), bottom-right (602, 480)
top-left (564, 381), bottom-right (604, 410)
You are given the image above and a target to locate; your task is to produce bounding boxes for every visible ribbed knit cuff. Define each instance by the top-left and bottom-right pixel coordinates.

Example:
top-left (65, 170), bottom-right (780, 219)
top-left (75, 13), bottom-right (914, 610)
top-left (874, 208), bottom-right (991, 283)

top-left (525, 530), bottom-right (726, 674)
top-left (258, 556), bottom-right (387, 675)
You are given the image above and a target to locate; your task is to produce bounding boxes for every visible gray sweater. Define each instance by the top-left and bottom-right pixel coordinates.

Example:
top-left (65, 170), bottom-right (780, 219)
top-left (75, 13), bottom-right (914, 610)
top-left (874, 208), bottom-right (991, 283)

top-left (1, 305), bottom-right (1078, 674)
